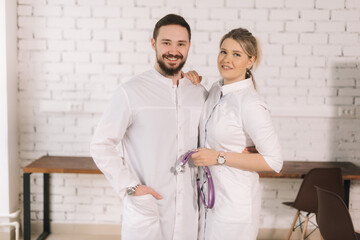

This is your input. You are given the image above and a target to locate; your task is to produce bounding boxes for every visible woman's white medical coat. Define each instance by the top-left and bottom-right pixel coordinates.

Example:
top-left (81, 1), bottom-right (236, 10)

top-left (198, 79), bottom-right (283, 240)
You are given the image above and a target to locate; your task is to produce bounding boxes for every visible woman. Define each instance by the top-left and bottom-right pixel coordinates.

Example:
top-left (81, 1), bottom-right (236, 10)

top-left (191, 28), bottom-right (283, 240)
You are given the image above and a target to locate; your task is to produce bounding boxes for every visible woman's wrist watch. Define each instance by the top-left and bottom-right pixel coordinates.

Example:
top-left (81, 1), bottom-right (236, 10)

top-left (126, 184), bottom-right (140, 196)
top-left (217, 151), bottom-right (226, 165)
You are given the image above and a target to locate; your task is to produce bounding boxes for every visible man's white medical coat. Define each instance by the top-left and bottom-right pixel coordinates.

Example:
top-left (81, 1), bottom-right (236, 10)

top-left (90, 69), bottom-right (207, 240)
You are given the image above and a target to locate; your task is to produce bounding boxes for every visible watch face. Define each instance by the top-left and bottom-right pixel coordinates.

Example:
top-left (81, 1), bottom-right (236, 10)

top-left (218, 156), bottom-right (225, 164)
top-left (126, 187), bottom-right (134, 195)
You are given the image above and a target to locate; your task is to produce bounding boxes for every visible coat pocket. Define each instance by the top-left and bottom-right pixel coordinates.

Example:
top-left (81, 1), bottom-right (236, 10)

top-left (121, 194), bottom-right (162, 240)
top-left (212, 169), bottom-right (253, 224)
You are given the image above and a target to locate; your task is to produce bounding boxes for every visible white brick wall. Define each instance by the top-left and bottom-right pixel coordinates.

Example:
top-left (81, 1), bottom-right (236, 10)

top-left (18, 0), bottom-right (360, 231)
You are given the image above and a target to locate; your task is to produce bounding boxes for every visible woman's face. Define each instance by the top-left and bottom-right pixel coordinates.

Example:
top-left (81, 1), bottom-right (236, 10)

top-left (217, 38), bottom-right (254, 85)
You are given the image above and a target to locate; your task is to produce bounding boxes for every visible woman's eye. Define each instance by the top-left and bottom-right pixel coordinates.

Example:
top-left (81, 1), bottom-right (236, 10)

top-left (234, 53), bottom-right (241, 57)
top-left (220, 50), bottom-right (226, 54)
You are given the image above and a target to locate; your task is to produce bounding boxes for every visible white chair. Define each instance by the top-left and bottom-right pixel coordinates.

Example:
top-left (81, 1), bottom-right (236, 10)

top-left (0, 209), bottom-right (21, 240)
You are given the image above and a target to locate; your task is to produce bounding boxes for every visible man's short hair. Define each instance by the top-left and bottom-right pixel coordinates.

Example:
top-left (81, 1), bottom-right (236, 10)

top-left (153, 14), bottom-right (191, 41)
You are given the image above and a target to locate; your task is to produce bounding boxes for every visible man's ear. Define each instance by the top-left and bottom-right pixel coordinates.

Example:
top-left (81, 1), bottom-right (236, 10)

top-left (151, 38), bottom-right (156, 50)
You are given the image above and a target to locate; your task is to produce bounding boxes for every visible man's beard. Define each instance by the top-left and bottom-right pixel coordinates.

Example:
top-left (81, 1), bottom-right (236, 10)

top-left (157, 53), bottom-right (186, 76)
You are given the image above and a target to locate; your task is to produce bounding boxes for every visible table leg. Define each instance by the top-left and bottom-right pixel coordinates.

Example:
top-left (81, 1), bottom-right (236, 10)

top-left (37, 173), bottom-right (50, 240)
top-left (344, 179), bottom-right (350, 208)
top-left (23, 173), bottom-right (31, 240)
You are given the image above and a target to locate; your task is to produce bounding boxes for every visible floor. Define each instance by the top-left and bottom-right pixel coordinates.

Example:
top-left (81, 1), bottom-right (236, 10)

top-left (27, 234), bottom-right (120, 240)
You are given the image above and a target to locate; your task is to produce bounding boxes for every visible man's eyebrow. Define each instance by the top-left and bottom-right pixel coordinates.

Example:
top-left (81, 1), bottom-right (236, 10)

top-left (160, 39), bottom-right (188, 43)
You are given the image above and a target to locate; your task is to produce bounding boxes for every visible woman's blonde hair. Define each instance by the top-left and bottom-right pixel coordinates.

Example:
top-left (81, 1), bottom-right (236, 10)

top-left (219, 28), bottom-right (261, 89)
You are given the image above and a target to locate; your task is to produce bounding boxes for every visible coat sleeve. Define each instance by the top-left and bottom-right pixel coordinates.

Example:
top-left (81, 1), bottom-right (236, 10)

top-left (90, 86), bottom-right (140, 198)
top-left (241, 96), bottom-right (283, 173)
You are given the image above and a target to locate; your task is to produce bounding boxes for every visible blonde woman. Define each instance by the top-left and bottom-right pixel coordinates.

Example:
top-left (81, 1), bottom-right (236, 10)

top-left (191, 28), bottom-right (283, 240)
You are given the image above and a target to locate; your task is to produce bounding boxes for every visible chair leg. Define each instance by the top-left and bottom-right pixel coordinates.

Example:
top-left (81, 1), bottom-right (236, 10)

top-left (301, 215), bottom-right (309, 240)
top-left (286, 210), bottom-right (300, 240)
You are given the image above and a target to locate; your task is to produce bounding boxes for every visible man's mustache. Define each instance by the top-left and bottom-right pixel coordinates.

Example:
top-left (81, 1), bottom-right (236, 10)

top-left (163, 54), bottom-right (183, 60)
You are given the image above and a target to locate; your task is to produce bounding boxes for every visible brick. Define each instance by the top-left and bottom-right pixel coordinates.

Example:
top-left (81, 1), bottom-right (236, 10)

top-left (308, 88), bottom-right (337, 96)
top-left (43, 63), bottom-right (74, 74)
top-left (33, 5), bottom-right (62, 16)
top-left (93, 30), bottom-right (120, 40)
top-left (63, 52), bottom-right (90, 62)
top-left (210, 8), bottom-right (238, 20)
top-left (31, 52), bottom-right (61, 62)
top-left (18, 0), bottom-right (46, 3)
top-left (285, 0), bottom-right (314, 8)
top-left (91, 53), bottom-right (118, 63)
top-left (281, 67), bottom-right (309, 78)
top-left (343, 47), bottom-right (360, 57)
top-left (136, 19), bottom-right (157, 30)
top-left (329, 33), bottom-right (358, 44)
top-left (151, 8), bottom-right (180, 19)
top-left (47, 17), bottom-right (75, 28)
top-left (339, 89), bottom-right (360, 97)
top-left (18, 5), bottom-right (33, 16)
top-left (77, 0), bottom-right (105, 5)
top-left (107, 18), bottom-right (135, 29)
top-left (180, 8), bottom-right (209, 19)
top-left (285, 21), bottom-right (314, 32)
top-left (122, 30), bottom-right (151, 41)
top-left (76, 63), bottom-right (103, 74)
top-left (196, 20), bottom-right (223, 31)
top-left (122, 7), bottom-right (150, 18)
top-left (284, 45), bottom-right (311, 56)
top-left (104, 64), bottom-right (133, 75)
top-left (19, 40), bottom-right (46, 50)
top-left (327, 79), bottom-right (356, 87)
top-left (18, 17), bottom-right (46, 28)
top-left (63, 6), bottom-right (91, 17)
top-left (120, 52), bottom-right (148, 64)
top-left (63, 29), bottom-right (91, 40)
top-left (313, 45), bottom-right (342, 56)
top-left (136, 0), bottom-right (163, 7)
top-left (325, 97), bottom-right (354, 105)
top-left (331, 10), bottom-right (359, 21)
top-left (256, 22), bottom-right (284, 32)
top-left (196, 0), bottom-right (224, 7)
top-left (347, 22), bottom-right (360, 33)
top-left (34, 28), bottom-right (62, 39)
top-left (107, 41), bottom-right (135, 52)
top-left (93, 6), bottom-right (120, 17)
top-left (296, 56), bottom-right (325, 67)
top-left (255, 0), bottom-right (283, 8)
top-left (270, 33), bottom-right (298, 44)
top-left (301, 10), bottom-right (329, 20)
top-left (300, 33), bottom-right (328, 44)
top-left (316, 22), bottom-right (345, 32)
top-left (18, 28), bottom-right (33, 39)
top-left (226, 0), bottom-right (254, 7)
top-left (266, 56), bottom-right (296, 67)
top-left (166, 0), bottom-right (193, 7)
top-left (270, 10), bottom-right (298, 20)
top-left (241, 9), bottom-right (268, 20)
top-left (48, 40), bottom-right (75, 51)
top-left (77, 18), bottom-right (105, 29)
top-left (48, 0), bottom-right (75, 4)
top-left (76, 41), bottom-right (105, 52)
top-left (316, 0), bottom-right (345, 9)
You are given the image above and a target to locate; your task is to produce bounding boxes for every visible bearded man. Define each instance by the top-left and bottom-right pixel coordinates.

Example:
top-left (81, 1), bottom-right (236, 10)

top-left (90, 14), bottom-right (207, 240)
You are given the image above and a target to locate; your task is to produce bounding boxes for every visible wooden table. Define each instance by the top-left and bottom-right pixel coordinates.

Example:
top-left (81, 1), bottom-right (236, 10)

top-left (23, 156), bottom-right (360, 240)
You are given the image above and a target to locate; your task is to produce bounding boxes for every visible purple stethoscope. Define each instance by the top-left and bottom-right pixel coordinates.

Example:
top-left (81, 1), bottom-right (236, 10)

top-left (176, 150), bottom-right (215, 209)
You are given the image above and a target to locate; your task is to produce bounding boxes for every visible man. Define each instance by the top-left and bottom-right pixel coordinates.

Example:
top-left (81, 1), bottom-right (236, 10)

top-left (90, 14), bottom-right (207, 240)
